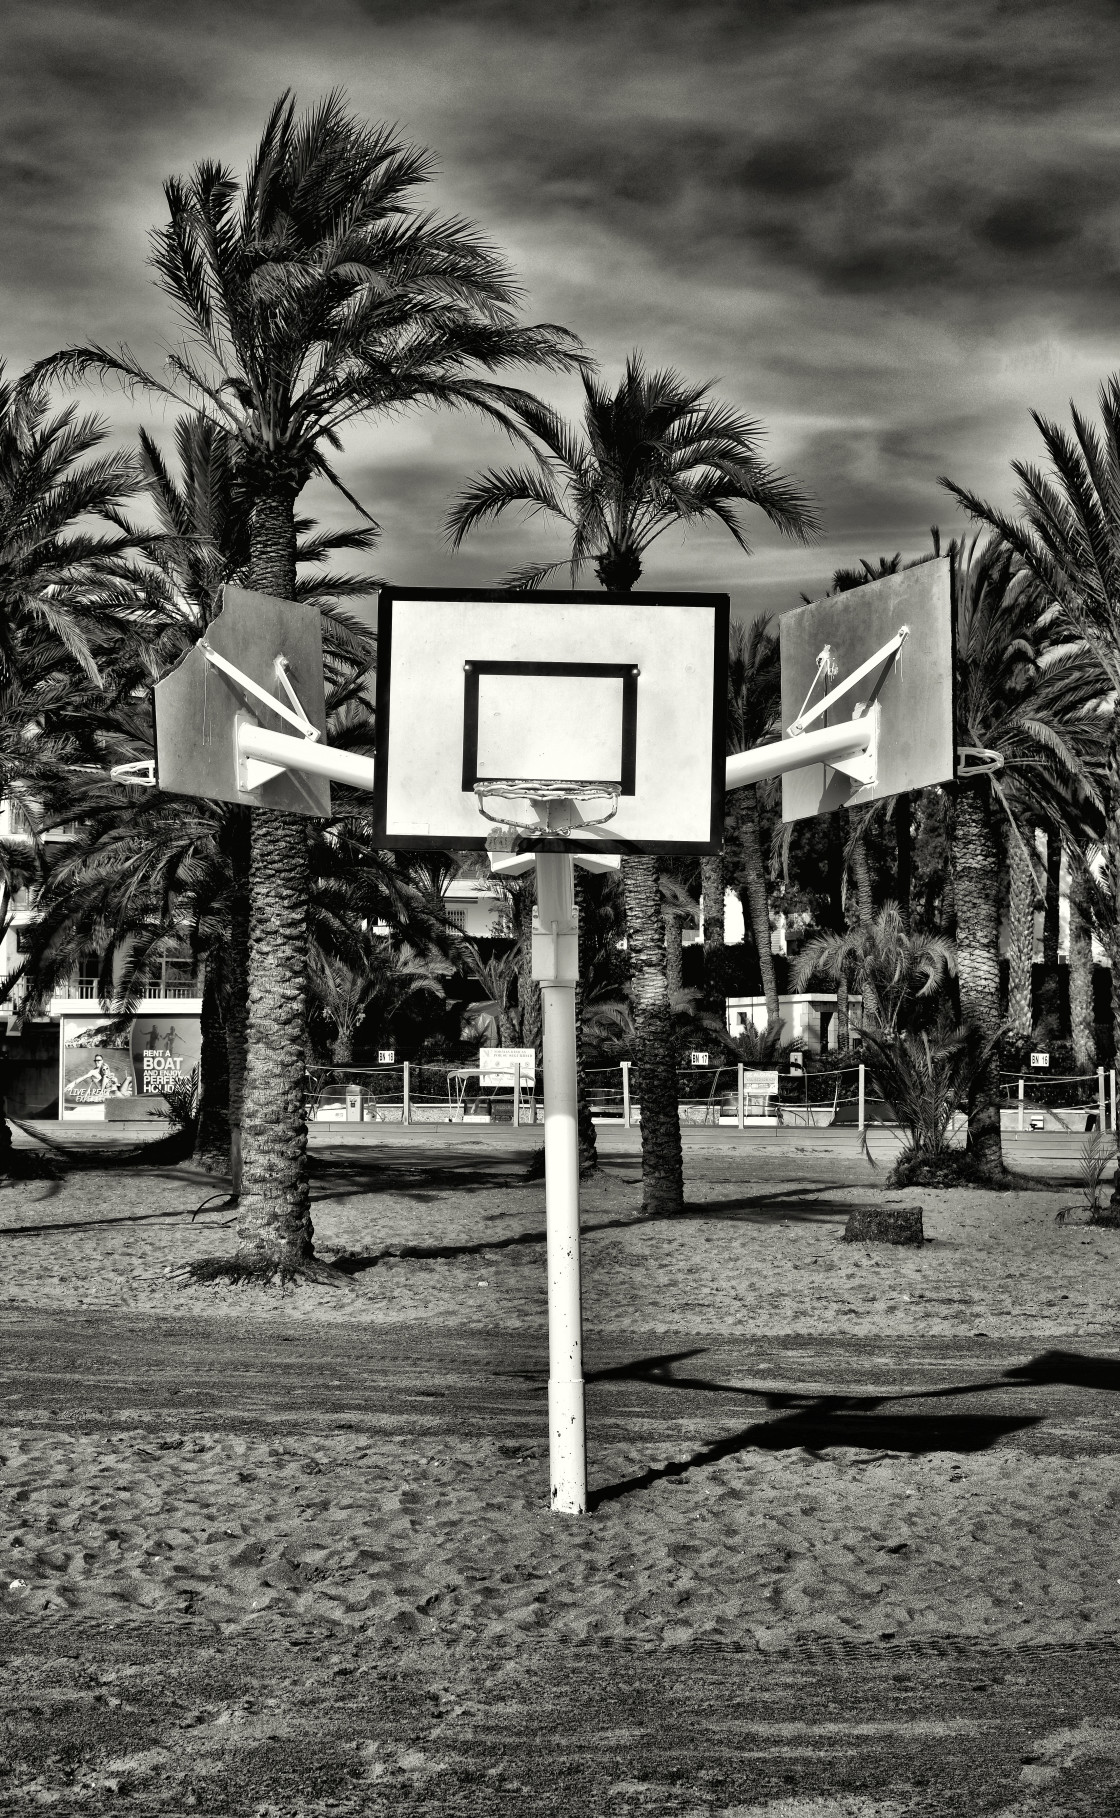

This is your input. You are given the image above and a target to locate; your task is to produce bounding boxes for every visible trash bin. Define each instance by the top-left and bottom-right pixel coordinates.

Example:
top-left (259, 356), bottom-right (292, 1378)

top-left (345, 1084), bottom-right (365, 1123)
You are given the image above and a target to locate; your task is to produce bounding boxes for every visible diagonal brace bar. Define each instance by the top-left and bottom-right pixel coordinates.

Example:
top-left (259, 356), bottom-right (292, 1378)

top-left (202, 645), bottom-right (321, 741)
top-left (787, 628), bottom-right (909, 735)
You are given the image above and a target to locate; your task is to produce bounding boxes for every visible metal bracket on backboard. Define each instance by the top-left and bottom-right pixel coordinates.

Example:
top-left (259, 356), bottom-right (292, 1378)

top-left (826, 701), bottom-right (880, 788)
top-left (235, 712), bottom-right (287, 793)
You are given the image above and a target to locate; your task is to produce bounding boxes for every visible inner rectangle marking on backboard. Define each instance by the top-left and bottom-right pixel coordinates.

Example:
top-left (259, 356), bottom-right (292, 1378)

top-left (462, 661), bottom-right (638, 793)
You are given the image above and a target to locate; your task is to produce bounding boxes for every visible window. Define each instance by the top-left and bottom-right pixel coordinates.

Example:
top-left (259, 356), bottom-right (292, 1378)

top-left (77, 957), bottom-right (100, 1001)
top-left (445, 908), bottom-right (467, 932)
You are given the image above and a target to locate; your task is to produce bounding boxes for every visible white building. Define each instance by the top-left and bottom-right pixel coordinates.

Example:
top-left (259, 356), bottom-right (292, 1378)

top-left (726, 992), bottom-right (864, 1055)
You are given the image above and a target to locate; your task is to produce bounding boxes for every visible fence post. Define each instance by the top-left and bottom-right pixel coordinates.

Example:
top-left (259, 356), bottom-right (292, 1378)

top-left (621, 1060), bottom-right (631, 1128)
top-left (1111, 1068), bottom-right (1117, 1134)
top-left (403, 1060), bottom-right (410, 1125)
top-left (737, 1061), bottom-right (745, 1130)
top-left (1018, 1075), bottom-right (1024, 1133)
top-left (857, 1062), bottom-right (865, 1134)
top-left (1098, 1066), bottom-right (1106, 1132)
top-left (512, 1061), bottom-right (520, 1128)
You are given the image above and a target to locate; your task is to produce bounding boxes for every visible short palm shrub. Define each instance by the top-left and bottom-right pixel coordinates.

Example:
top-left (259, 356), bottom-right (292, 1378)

top-left (860, 1016), bottom-right (1005, 1188)
top-left (160, 1068), bottom-right (200, 1138)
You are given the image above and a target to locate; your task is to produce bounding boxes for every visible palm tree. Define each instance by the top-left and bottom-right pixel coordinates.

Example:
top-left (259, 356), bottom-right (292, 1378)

top-left (941, 382), bottom-right (1120, 1062)
top-left (794, 902), bottom-right (955, 1038)
top-left (724, 616), bottom-right (783, 1035)
top-left (458, 940), bottom-right (523, 1049)
top-left (943, 533), bottom-right (1105, 1178)
top-left (310, 934), bottom-right (444, 1064)
top-left (40, 92), bottom-right (583, 1268)
top-left (0, 371), bottom-right (140, 1171)
top-left (447, 353), bottom-right (818, 1212)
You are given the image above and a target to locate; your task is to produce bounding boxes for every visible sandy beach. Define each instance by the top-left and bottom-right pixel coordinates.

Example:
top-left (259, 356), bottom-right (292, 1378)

top-left (2, 1137), bottom-right (1119, 1813)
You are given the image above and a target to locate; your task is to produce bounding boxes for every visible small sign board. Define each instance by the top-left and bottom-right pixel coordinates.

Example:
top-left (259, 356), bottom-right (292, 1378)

top-left (744, 1069), bottom-right (779, 1097)
top-left (1030, 1052), bottom-right (1050, 1068)
top-left (690, 1051), bottom-right (710, 1066)
top-left (377, 1049), bottom-right (396, 1064)
top-left (479, 1046), bottom-right (536, 1087)
top-left (788, 1050), bottom-right (805, 1072)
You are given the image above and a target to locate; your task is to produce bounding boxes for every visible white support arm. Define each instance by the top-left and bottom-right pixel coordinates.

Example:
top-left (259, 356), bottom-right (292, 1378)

top-left (726, 715), bottom-right (874, 792)
top-left (237, 722), bottom-right (375, 792)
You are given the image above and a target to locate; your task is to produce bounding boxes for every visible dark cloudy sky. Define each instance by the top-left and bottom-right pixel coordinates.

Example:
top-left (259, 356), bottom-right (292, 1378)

top-left (6, 0), bottom-right (1120, 620)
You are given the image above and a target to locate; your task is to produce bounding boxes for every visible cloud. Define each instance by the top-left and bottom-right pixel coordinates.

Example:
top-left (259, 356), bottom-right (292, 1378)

top-left (5, 0), bottom-right (1120, 626)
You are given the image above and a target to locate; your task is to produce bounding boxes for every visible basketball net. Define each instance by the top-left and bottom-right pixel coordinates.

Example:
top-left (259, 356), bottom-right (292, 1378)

top-left (473, 779), bottom-right (620, 851)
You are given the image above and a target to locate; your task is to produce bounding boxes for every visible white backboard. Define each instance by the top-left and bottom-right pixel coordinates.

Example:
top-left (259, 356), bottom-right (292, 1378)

top-left (374, 588), bottom-right (728, 853)
top-left (780, 559), bottom-right (955, 821)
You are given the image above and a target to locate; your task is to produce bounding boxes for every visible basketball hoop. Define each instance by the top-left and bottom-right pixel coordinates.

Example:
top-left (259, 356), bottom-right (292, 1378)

top-left (473, 778), bottom-right (620, 848)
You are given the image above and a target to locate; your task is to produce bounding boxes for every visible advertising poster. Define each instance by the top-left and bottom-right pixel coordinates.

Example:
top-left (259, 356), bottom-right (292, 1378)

top-left (132, 1016), bottom-right (202, 1097)
top-left (61, 1016), bottom-right (136, 1115)
top-left (60, 1015), bottom-right (202, 1119)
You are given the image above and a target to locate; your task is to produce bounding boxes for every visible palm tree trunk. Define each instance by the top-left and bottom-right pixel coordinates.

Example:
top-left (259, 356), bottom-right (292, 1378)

top-left (1069, 864), bottom-right (1095, 1072)
top-left (736, 783), bottom-right (780, 1033)
top-left (223, 812), bottom-right (250, 1196)
top-left (894, 791), bottom-right (912, 931)
top-left (1042, 820), bottom-right (1061, 971)
top-left (514, 883), bottom-right (541, 1055)
top-left (951, 784), bottom-right (1005, 1179)
top-left (664, 908), bottom-right (684, 996)
top-left (1006, 823), bottom-right (1035, 1045)
top-left (236, 488), bottom-right (314, 1268)
top-left (331, 1029), bottom-right (354, 1066)
top-left (192, 952), bottom-right (230, 1172)
top-left (700, 852), bottom-right (725, 1010)
top-left (847, 808), bottom-right (883, 1031)
top-left (1030, 817), bottom-right (1062, 1035)
top-left (828, 815), bottom-right (849, 1048)
top-left (573, 870), bottom-right (597, 1176)
top-left (622, 853), bottom-right (683, 1214)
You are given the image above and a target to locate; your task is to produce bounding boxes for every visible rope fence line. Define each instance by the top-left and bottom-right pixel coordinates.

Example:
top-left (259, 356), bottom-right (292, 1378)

top-left (305, 1059), bottom-right (878, 1130)
top-left (304, 1058), bottom-right (1119, 1135)
top-left (999, 1066), bottom-right (1116, 1133)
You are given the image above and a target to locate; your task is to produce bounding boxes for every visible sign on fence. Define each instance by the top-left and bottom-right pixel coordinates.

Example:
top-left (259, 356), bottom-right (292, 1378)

top-left (744, 1070), bottom-right (779, 1098)
top-left (479, 1046), bottom-right (536, 1087)
top-left (377, 1049), bottom-right (396, 1064)
top-left (1030, 1052), bottom-right (1050, 1068)
top-left (690, 1051), bottom-right (710, 1066)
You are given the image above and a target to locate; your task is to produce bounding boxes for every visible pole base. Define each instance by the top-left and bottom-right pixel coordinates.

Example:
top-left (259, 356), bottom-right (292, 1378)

top-left (548, 1376), bottom-right (587, 1515)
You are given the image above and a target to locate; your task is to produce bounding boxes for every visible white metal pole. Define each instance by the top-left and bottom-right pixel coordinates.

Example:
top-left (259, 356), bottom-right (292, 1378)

top-left (1098, 1066), bottom-right (1106, 1132)
top-left (512, 1061), bottom-right (520, 1128)
top-left (621, 1059), bottom-right (631, 1127)
top-left (858, 1062), bottom-right (865, 1134)
top-left (1018, 1075), bottom-right (1024, 1132)
top-left (1111, 1069), bottom-right (1116, 1134)
top-left (737, 1061), bottom-right (745, 1130)
top-left (533, 852), bottom-right (586, 1516)
top-left (403, 1060), bottom-right (410, 1126)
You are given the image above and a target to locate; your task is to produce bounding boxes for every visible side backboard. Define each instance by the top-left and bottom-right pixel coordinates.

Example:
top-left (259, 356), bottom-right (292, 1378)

top-left (780, 558), bottom-right (955, 821)
top-left (373, 588), bottom-right (729, 854)
top-left (153, 585), bottom-right (331, 817)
